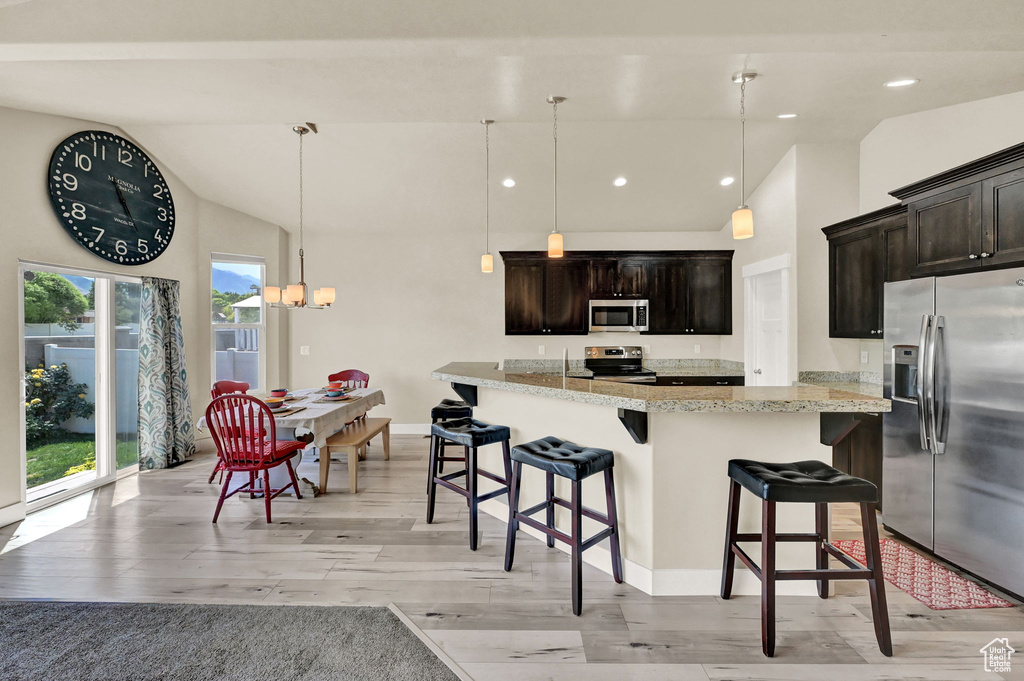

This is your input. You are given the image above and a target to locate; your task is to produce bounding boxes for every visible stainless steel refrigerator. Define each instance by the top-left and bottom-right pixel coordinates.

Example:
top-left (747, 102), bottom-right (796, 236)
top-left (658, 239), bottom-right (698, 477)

top-left (883, 267), bottom-right (1024, 598)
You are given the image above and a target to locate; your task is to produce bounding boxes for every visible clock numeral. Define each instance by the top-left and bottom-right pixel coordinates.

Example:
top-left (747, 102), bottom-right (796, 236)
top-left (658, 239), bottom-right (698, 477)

top-left (90, 226), bottom-right (105, 242)
top-left (92, 142), bottom-right (106, 160)
top-left (115, 240), bottom-right (128, 255)
top-left (157, 207), bottom-right (168, 222)
top-left (153, 184), bottom-right (164, 199)
top-left (154, 230), bottom-right (165, 243)
top-left (62, 173), bottom-right (78, 191)
top-left (137, 239), bottom-right (149, 254)
top-left (71, 202), bottom-right (87, 220)
top-left (118, 149), bottom-right (133, 167)
top-left (74, 153), bottom-right (92, 172)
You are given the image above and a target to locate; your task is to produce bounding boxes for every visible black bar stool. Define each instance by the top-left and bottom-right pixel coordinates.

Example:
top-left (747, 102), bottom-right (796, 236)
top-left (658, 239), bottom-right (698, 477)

top-left (721, 458), bottom-right (892, 658)
top-left (503, 436), bottom-right (623, 616)
top-left (430, 399), bottom-right (473, 479)
top-left (427, 417), bottom-right (511, 550)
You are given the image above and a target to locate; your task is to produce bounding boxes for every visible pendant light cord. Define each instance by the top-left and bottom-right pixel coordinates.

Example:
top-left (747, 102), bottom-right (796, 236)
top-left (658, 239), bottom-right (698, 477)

top-left (739, 79), bottom-right (746, 207)
top-left (485, 121), bottom-right (490, 253)
top-left (552, 98), bottom-right (559, 235)
top-left (298, 131), bottom-right (304, 258)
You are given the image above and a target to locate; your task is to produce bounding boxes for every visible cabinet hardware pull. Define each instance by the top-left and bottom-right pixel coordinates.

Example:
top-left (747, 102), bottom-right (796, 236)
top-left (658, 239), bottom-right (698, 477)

top-left (981, 252), bottom-right (992, 258)
top-left (969, 254), bottom-right (979, 259)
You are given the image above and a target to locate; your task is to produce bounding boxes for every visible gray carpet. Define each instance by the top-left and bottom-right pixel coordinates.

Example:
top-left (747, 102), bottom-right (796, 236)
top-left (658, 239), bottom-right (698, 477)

top-left (0, 601), bottom-right (460, 681)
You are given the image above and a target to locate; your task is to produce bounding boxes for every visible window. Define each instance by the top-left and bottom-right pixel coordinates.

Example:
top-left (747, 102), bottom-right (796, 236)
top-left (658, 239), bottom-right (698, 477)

top-left (211, 254), bottom-right (265, 392)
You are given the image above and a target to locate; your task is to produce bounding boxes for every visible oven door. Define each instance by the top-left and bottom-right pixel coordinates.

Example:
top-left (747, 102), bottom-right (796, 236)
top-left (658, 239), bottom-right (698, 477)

top-left (590, 301), bottom-right (638, 332)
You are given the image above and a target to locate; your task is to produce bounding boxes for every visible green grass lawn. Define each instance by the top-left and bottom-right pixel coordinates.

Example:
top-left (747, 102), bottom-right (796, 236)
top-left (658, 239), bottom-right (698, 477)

top-left (26, 434), bottom-right (138, 489)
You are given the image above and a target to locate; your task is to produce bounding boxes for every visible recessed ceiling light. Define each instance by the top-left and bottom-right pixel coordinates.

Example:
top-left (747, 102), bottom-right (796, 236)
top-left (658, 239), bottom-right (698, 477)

top-left (720, 177), bottom-right (735, 186)
top-left (613, 176), bottom-right (628, 187)
top-left (884, 78), bottom-right (919, 88)
top-left (777, 113), bottom-right (798, 119)
top-left (502, 178), bottom-right (516, 188)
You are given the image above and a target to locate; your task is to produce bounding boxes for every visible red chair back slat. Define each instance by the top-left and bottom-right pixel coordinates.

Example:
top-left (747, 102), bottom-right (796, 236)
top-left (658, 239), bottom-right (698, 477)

top-left (211, 380), bottom-right (250, 399)
top-left (327, 369), bottom-right (369, 389)
top-left (206, 394), bottom-right (277, 468)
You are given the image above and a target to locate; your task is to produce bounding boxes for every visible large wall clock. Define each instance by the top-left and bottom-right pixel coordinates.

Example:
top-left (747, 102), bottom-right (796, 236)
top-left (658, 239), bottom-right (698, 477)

top-left (47, 130), bottom-right (175, 265)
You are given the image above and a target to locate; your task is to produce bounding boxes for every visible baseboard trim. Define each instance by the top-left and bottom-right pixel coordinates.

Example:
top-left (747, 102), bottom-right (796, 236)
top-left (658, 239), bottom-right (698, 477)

top-left (0, 501), bottom-right (27, 529)
top-left (476, 497), bottom-right (816, 597)
top-left (389, 423), bottom-right (430, 435)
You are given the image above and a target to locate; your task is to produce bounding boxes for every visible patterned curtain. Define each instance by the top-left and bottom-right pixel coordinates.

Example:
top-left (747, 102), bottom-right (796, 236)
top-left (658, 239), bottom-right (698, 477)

top-left (138, 277), bottom-right (195, 469)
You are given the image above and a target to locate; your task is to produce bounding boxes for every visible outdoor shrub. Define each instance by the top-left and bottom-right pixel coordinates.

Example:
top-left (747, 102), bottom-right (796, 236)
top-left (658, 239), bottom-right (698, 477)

top-left (25, 363), bottom-right (94, 446)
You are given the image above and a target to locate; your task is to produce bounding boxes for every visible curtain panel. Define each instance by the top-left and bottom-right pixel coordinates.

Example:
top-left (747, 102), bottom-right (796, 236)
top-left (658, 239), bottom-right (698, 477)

top-left (138, 277), bottom-right (195, 469)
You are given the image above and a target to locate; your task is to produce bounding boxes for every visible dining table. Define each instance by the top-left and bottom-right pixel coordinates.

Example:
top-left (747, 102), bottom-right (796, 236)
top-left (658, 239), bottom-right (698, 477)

top-left (197, 386), bottom-right (387, 496)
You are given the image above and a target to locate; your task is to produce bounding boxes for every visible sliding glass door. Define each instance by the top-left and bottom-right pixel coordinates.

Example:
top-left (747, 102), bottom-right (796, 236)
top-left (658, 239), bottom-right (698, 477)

top-left (20, 263), bottom-right (142, 509)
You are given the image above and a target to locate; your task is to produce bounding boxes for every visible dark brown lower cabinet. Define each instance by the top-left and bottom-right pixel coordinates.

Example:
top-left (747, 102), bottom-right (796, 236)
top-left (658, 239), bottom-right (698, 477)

top-left (829, 413), bottom-right (883, 511)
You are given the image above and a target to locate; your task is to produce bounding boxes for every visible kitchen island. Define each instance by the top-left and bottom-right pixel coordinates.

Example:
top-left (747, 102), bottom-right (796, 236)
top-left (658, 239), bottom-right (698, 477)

top-left (431, 361), bottom-right (890, 596)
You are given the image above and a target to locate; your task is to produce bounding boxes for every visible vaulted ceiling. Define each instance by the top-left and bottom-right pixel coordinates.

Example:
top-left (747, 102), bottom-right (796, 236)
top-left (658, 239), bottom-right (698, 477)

top-left (3, 0), bottom-right (1024, 233)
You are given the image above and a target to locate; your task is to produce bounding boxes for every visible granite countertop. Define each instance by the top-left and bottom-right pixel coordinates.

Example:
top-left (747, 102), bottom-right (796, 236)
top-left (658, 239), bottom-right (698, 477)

top-left (796, 380), bottom-right (884, 399)
top-left (433, 362), bottom-right (890, 414)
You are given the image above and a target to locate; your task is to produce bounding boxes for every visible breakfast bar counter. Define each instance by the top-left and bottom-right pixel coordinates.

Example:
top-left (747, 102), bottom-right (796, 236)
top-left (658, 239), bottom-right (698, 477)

top-left (431, 361), bottom-right (890, 597)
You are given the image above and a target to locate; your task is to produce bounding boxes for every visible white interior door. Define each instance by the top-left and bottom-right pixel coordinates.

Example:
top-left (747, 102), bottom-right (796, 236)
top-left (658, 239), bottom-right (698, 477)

top-left (744, 257), bottom-right (790, 386)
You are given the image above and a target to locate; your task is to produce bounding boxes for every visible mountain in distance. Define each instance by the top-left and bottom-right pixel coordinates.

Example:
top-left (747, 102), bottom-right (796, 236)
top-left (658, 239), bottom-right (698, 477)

top-left (62, 274), bottom-right (93, 296)
top-left (212, 267), bottom-right (262, 295)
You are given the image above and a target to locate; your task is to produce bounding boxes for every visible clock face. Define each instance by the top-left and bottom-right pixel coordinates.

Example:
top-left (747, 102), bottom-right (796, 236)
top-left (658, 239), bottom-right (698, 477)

top-left (47, 130), bottom-right (174, 265)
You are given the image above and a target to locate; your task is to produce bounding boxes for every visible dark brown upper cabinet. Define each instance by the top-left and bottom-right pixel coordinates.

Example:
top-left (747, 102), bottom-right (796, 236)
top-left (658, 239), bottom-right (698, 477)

top-left (645, 255), bottom-right (732, 335)
top-left (823, 204), bottom-right (909, 339)
top-left (503, 259), bottom-right (588, 335)
top-left (501, 250), bottom-right (733, 336)
top-left (891, 141), bottom-right (1024, 277)
top-left (589, 258), bottom-right (648, 299)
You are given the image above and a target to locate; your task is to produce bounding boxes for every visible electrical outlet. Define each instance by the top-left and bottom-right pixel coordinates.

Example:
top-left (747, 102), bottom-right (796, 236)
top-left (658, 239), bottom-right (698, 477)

top-left (861, 350), bottom-right (869, 364)
top-left (643, 344), bottom-right (651, 354)
top-left (300, 345), bottom-right (310, 356)
top-left (538, 345), bottom-right (545, 355)
top-left (694, 344), bottom-right (701, 354)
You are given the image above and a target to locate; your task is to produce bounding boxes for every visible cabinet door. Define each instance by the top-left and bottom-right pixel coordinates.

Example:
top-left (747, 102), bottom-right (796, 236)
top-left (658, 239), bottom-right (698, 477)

top-left (829, 228), bottom-right (881, 338)
top-left (544, 262), bottom-right (589, 335)
top-left (983, 167), bottom-right (1024, 267)
top-left (645, 261), bottom-right (689, 334)
top-left (588, 260), bottom-right (617, 298)
top-left (686, 259), bottom-right (732, 334)
top-left (882, 221), bottom-right (911, 283)
top-left (618, 260), bottom-right (649, 298)
top-left (908, 184), bottom-right (983, 275)
top-left (504, 261), bottom-right (545, 334)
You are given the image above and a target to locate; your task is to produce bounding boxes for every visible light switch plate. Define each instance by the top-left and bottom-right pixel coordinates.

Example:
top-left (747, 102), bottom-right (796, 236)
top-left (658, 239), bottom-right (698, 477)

top-left (300, 345), bottom-right (310, 356)
top-left (643, 344), bottom-right (651, 354)
top-left (861, 350), bottom-right (869, 364)
top-left (694, 344), bottom-right (701, 354)
top-left (538, 345), bottom-right (545, 355)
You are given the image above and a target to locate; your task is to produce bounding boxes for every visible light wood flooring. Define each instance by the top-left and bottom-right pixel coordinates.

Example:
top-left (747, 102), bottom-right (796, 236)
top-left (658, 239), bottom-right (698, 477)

top-left (1, 435), bottom-right (1022, 681)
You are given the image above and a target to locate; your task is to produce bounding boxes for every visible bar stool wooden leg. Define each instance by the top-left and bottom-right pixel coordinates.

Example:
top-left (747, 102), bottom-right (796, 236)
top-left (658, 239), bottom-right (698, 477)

top-left (720, 479), bottom-right (741, 599)
top-left (545, 472), bottom-right (556, 548)
top-left (761, 499), bottom-right (777, 658)
top-left (501, 440), bottom-right (512, 491)
top-left (570, 479), bottom-right (583, 616)
top-left (860, 502), bottom-right (893, 657)
top-left (604, 468), bottom-right (623, 584)
top-left (426, 435), bottom-right (439, 523)
top-left (468, 446), bottom-right (479, 551)
top-left (504, 461), bottom-right (522, 572)
top-left (815, 502), bottom-right (830, 599)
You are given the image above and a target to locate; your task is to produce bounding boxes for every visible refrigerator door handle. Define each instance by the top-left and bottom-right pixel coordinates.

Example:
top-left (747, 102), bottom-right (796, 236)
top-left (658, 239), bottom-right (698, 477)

top-left (917, 314), bottom-right (932, 451)
top-left (930, 316), bottom-right (946, 455)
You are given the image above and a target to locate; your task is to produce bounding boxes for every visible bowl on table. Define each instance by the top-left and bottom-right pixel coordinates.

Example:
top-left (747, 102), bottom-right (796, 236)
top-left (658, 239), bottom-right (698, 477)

top-left (325, 389), bottom-right (346, 398)
top-left (265, 397), bottom-right (287, 411)
top-left (270, 388), bottom-right (289, 398)
top-left (327, 381), bottom-right (344, 390)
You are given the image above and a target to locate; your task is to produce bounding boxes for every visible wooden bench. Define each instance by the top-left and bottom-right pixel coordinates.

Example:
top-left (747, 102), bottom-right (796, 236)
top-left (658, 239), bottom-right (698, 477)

top-left (322, 417), bottom-right (391, 493)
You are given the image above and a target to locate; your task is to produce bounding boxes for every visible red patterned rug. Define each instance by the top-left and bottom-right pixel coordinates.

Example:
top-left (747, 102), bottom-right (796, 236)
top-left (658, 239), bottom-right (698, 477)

top-left (832, 538), bottom-right (1015, 610)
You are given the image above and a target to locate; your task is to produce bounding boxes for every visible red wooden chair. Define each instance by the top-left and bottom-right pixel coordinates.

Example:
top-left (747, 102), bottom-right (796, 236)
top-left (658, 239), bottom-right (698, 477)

top-left (207, 381), bottom-right (251, 483)
top-left (205, 394), bottom-right (306, 523)
top-left (327, 369), bottom-right (369, 389)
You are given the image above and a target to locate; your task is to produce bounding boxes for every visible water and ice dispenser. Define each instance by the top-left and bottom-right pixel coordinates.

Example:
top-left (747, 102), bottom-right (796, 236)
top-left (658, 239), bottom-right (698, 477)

top-left (892, 344), bottom-right (919, 401)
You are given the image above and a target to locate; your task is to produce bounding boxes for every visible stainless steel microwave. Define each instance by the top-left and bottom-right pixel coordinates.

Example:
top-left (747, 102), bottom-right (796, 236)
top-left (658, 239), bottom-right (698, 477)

top-left (589, 299), bottom-right (649, 332)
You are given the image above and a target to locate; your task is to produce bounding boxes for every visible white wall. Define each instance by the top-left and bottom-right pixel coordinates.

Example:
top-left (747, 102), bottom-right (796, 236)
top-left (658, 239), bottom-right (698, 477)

top-left (0, 105), bottom-right (286, 520)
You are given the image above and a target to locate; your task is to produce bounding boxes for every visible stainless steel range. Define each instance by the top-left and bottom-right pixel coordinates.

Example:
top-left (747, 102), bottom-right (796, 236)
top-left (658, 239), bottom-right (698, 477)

top-left (584, 346), bottom-right (656, 383)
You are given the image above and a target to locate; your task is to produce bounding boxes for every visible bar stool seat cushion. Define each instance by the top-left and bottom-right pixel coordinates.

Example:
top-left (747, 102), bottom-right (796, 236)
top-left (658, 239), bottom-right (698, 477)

top-left (511, 436), bottom-right (614, 482)
top-left (431, 398), bottom-right (473, 420)
top-left (431, 417), bottom-right (510, 448)
top-left (728, 459), bottom-right (878, 504)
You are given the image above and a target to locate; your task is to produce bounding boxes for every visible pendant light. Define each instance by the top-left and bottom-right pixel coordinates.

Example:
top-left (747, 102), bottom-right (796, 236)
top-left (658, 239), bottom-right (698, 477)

top-left (731, 72), bottom-right (757, 240)
top-left (547, 96), bottom-right (566, 257)
top-left (480, 119), bottom-right (494, 273)
top-left (265, 123), bottom-right (335, 309)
